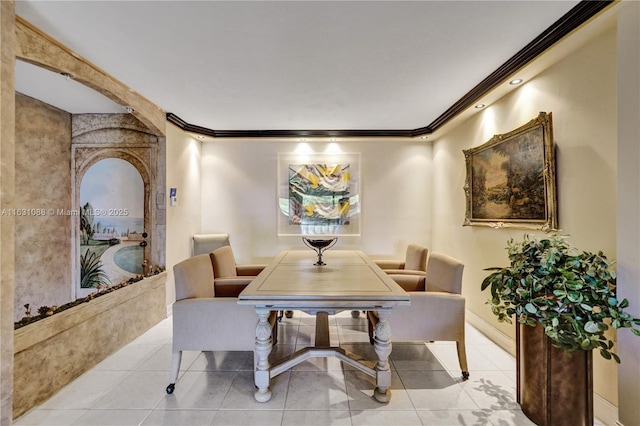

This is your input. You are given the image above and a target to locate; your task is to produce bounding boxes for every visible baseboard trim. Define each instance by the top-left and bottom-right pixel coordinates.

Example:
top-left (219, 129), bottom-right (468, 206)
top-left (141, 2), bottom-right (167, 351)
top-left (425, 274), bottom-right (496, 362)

top-left (594, 394), bottom-right (619, 426)
top-left (465, 309), bottom-right (619, 426)
top-left (465, 309), bottom-right (516, 356)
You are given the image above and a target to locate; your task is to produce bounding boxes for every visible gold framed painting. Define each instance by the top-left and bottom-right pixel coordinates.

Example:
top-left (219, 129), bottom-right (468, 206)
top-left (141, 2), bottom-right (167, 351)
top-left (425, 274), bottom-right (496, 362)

top-left (463, 112), bottom-right (557, 230)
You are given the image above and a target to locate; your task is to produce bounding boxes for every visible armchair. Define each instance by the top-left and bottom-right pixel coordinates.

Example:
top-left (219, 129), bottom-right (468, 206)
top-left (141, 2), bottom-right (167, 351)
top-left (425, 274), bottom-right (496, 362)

top-left (167, 253), bottom-right (277, 394)
top-left (367, 251), bottom-right (469, 380)
top-left (352, 243), bottom-right (429, 318)
top-left (209, 245), bottom-right (267, 297)
top-left (375, 243), bottom-right (428, 276)
top-left (192, 233), bottom-right (230, 256)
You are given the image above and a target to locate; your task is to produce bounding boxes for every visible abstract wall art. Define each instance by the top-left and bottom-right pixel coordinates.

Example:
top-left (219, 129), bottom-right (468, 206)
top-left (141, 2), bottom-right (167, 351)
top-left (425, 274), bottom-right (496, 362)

top-left (278, 152), bottom-right (360, 236)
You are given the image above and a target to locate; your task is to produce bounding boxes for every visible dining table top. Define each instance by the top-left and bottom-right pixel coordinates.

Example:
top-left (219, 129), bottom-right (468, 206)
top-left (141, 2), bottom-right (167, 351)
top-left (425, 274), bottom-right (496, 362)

top-left (238, 249), bottom-right (410, 310)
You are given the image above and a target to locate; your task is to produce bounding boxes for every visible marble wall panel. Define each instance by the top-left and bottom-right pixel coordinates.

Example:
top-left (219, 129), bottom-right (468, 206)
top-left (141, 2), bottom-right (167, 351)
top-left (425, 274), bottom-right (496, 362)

top-left (14, 93), bottom-right (72, 323)
top-left (1, 2), bottom-right (16, 423)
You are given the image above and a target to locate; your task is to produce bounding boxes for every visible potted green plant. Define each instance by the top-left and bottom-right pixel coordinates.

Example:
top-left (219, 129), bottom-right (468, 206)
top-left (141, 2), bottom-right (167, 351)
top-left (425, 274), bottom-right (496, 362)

top-left (481, 233), bottom-right (640, 426)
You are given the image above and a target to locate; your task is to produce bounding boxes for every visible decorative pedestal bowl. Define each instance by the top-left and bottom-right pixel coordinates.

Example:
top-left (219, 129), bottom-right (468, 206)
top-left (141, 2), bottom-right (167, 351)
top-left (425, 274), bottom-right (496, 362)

top-left (302, 237), bottom-right (338, 266)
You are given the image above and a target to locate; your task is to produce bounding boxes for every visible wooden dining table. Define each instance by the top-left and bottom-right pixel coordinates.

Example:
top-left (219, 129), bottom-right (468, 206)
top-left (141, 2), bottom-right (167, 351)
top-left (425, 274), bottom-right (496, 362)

top-left (238, 249), bottom-right (410, 403)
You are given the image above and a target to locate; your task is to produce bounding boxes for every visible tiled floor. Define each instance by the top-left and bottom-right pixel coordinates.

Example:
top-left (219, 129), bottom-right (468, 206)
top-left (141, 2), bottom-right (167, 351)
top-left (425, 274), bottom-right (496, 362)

top-left (15, 311), bottom-right (539, 426)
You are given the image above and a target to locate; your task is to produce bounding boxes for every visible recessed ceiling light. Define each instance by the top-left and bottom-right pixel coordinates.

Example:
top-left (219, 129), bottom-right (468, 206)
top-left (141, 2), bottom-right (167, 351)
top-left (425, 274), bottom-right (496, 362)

top-left (509, 78), bottom-right (523, 85)
top-left (475, 104), bottom-right (486, 109)
top-left (420, 136), bottom-right (428, 140)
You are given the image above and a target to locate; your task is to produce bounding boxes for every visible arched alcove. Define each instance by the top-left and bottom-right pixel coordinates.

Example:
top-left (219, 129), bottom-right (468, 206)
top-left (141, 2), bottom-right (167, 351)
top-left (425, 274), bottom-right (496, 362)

top-left (71, 114), bottom-right (165, 299)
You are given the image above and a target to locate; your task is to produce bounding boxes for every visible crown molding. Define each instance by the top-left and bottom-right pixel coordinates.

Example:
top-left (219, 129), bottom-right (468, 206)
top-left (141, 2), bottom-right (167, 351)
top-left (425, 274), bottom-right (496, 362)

top-left (167, 0), bottom-right (613, 139)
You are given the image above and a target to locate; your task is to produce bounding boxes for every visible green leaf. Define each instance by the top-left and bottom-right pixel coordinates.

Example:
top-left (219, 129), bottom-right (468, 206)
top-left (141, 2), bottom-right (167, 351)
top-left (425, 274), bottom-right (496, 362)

top-left (600, 349), bottom-right (612, 360)
top-left (584, 321), bottom-right (599, 333)
top-left (566, 282), bottom-right (583, 291)
top-left (567, 291), bottom-right (582, 302)
top-left (612, 353), bottom-right (621, 363)
top-left (525, 303), bottom-right (538, 314)
top-left (553, 289), bottom-right (566, 298)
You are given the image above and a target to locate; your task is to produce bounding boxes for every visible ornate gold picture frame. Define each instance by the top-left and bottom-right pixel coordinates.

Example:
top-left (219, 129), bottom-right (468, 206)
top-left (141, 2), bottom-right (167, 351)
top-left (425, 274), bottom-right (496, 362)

top-left (463, 112), bottom-right (557, 230)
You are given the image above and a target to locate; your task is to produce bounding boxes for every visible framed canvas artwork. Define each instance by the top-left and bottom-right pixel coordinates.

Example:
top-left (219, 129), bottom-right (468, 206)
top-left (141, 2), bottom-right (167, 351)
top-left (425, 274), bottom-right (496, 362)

top-left (463, 112), bottom-right (557, 230)
top-left (277, 152), bottom-right (361, 236)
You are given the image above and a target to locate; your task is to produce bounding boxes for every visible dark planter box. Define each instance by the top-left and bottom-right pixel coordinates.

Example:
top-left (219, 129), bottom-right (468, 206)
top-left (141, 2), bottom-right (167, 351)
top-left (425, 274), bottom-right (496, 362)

top-left (517, 322), bottom-right (593, 426)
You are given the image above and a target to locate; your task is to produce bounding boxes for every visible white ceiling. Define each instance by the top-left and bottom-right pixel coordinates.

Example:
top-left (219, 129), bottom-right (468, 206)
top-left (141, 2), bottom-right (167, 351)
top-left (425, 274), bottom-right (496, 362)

top-left (14, 0), bottom-right (580, 132)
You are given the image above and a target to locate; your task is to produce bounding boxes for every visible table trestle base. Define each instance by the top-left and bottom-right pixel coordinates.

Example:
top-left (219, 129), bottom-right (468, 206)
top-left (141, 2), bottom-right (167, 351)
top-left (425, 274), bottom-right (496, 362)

top-left (260, 311), bottom-right (392, 403)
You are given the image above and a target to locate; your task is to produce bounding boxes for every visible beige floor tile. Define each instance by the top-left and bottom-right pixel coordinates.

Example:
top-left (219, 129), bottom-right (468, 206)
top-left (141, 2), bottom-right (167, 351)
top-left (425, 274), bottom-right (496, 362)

top-left (212, 410), bottom-right (284, 426)
top-left (13, 409), bottom-right (87, 425)
top-left (220, 371), bottom-right (290, 410)
top-left (398, 370), bottom-right (480, 410)
top-left (155, 371), bottom-right (237, 410)
top-left (91, 371), bottom-right (168, 410)
top-left (350, 409), bottom-right (423, 425)
top-left (141, 409), bottom-right (217, 426)
top-left (71, 409), bottom-right (151, 426)
top-left (415, 409), bottom-right (491, 425)
top-left (285, 371), bottom-right (349, 410)
top-left (282, 410), bottom-right (352, 426)
top-left (17, 313), bottom-right (558, 426)
top-left (484, 409), bottom-right (537, 425)
top-left (344, 370), bottom-right (415, 411)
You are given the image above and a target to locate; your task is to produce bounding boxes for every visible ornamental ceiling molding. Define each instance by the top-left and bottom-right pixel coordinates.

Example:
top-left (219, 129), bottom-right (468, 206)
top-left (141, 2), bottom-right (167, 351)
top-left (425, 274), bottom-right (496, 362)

top-left (167, 0), bottom-right (612, 139)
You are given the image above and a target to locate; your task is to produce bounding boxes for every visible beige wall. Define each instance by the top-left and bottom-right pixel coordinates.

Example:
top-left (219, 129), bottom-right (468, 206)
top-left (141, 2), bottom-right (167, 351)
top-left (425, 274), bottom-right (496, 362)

top-left (616, 2), bottom-right (640, 425)
top-left (197, 138), bottom-right (432, 264)
top-left (14, 93), bottom-right (72, 322)
top-left (432, 26), bottom-right (619, 405)
top-left (165, 123), bottom-right (202, 308)
top-left (164, 133), bottom-right (434, 299)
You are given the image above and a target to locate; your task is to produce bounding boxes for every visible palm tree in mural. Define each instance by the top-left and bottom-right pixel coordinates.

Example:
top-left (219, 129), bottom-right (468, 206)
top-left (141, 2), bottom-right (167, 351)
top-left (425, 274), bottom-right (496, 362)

top-left (80, 250), bottom-right (110, 288)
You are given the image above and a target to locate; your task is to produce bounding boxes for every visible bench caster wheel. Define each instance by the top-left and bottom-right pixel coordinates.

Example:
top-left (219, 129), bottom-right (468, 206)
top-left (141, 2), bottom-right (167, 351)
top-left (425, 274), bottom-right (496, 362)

top-left (166, 383), bottom-right (175, 394)
top-left (461, 371), bottom-right (470, 381)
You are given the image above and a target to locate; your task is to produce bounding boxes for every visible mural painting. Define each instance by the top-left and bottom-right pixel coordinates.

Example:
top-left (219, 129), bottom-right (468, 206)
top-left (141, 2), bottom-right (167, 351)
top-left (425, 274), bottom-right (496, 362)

top-left (79, 158), bottom-right (145, 288)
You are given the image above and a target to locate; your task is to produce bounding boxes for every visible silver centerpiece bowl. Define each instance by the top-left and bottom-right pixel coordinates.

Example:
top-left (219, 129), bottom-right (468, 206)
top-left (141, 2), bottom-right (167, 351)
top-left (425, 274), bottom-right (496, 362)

top-left (302, 237), bottom-right (338, 266)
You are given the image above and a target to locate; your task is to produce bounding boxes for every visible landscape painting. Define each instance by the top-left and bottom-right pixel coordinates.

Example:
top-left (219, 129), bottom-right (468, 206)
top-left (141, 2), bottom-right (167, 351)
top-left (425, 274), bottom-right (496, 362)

top-left (463, 112), bottom-right (557, 230)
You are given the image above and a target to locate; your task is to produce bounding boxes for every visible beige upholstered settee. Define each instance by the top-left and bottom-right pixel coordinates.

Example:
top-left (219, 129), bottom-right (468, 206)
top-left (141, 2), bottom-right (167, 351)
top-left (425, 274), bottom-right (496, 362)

top-left (167, 248), bottom-right (276, 394)
top-left (368, 251), bottom-right (469, 380)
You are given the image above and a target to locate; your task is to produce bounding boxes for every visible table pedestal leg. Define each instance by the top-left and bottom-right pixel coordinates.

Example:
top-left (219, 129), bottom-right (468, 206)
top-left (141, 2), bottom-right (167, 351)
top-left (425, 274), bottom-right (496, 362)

top-left (373, 309), bottom-right (392, 403)
top-left (254, 308), bottom-right (273, 402)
